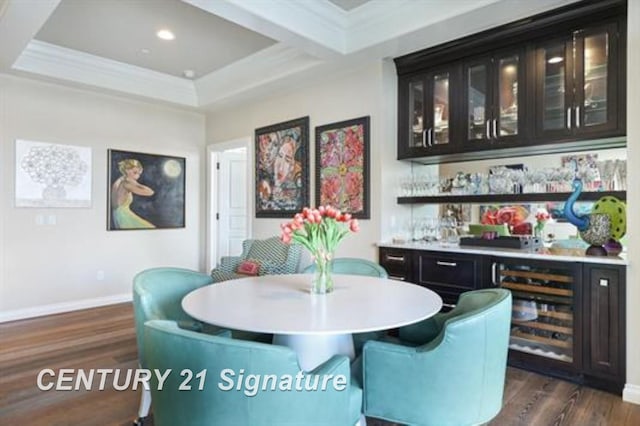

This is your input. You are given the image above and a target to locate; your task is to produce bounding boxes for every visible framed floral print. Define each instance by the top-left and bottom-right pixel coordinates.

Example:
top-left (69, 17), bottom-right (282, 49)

top-left (315, 116), bottom-right (370, 219)
top-left (108, 149), bottom-right (185, 230)
top-left (255, 116), bottom-right (310, 218)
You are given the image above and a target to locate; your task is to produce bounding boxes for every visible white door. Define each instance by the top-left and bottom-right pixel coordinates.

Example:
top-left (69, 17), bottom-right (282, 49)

top-left (217, 149), bottom-right (248, 259)
top-left (208, 140), bottom-right (251, 271)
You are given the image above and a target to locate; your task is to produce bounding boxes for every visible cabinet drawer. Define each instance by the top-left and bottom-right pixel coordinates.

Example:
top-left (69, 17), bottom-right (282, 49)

top-left (379, 248), bottom-right (412, 281)
top-left (415, 252), bottom-right (481, 292)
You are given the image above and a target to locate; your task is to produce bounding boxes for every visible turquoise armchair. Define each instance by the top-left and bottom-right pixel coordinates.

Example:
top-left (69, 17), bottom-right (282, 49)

top-left (302, 257), bottom-right (388, 278)
top-left (360, 288), bottom-right (512, 426)
top-left (132, 267), bottom-right (230, 425)
top-left (210, 237), bottom-right (302, 282)
top-left (144, 320), bottom-right (362, 426)
top-left (304, 258), bottom-right (389, 353)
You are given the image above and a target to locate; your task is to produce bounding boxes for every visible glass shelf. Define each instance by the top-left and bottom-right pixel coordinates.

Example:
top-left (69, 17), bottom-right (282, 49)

top-left (397, 190), bottom-right (626, 205)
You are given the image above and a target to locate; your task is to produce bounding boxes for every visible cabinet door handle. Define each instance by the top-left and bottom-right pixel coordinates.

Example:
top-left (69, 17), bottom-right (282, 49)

top-left (492, 119), bottom-right (497, 139)
top-left (491, 262), bottom-right (498, 286)
top-left (566, 107), bottom-right (572, 129)
top-left (421, 129), bottom-right (427, 148)
top-left (386, 255), bottom-right (405, 262)
top-left (442, 303), bottom-right (456, 309)
top-left (436, 261), bottom-right (457, 267)
top-left (575, 106), bottom-right (581, 128)
top-left (486, 120), bottom-right (491, 139)
top-left (428, 128), bottom-right (433, 146)
top-left (389, 275), bottom-right (406, 281)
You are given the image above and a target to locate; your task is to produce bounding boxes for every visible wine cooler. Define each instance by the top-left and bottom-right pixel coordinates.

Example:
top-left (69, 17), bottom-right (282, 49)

top-left (492, 258), bottom-right (581, 366)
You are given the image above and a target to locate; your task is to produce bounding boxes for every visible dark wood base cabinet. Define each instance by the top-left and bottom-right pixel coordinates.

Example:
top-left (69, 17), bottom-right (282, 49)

top-left (378, 247), bottom-right (626, 394)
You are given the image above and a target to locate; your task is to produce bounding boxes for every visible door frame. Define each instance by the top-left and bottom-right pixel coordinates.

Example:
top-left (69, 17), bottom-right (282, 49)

top-left (206, 138), bottom-right (253, 272)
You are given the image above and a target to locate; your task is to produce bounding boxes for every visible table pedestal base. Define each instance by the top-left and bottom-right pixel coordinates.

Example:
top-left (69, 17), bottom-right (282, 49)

top-left (273, 333), bottom-right (355, 371)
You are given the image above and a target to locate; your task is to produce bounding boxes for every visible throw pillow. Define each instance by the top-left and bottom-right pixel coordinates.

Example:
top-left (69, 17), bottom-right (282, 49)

top-left (236, 259), bottom-right (260, 276)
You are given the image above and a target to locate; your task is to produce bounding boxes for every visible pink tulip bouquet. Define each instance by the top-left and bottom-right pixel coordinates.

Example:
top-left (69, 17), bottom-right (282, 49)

top-left (280, 206), bottom-right (359, 293)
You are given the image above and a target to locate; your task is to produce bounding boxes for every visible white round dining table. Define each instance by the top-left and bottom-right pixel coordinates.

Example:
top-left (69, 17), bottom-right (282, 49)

top-left (182, 273), bottom-right (442, 371)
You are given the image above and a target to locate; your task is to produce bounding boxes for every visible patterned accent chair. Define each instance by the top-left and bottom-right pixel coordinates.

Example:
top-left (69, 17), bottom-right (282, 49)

top-left (210, 237), bottom-right (302, 282)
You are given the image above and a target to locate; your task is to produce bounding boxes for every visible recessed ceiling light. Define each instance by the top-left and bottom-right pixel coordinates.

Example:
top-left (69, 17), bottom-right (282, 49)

top-left (183, 70), bottom-right (195, 79)
top-left (156, 29), bottom-right (175, 41)
top-left (548, 56), bottom-right (564, 64)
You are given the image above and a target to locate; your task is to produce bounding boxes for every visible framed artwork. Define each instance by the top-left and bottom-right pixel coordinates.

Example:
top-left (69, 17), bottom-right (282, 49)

top-left (107, 149), bottom-right (185, 230)
top-left (15, 139), bottom-right (92, 208)
top-left (315, 116), bottom-right (370, 219)
top-left (255, 116), bottom-right (310, 218)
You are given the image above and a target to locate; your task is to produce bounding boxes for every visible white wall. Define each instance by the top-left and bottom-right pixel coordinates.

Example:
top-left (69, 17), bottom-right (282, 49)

top-left (0, 74), bottom-right (206, 320)
top-left (623, 0), bottom-right (640, 405)
top-left (206, 61), bottom-right (410, 262)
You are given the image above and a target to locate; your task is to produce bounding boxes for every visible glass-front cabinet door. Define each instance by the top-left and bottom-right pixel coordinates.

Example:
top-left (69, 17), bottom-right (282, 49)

top-left (466, 61), bottom-right (489, 143)
top-left (535, 22), bottom-right (620, 139)
top-left (535, 39), bottom-right (574, 138)
top-left (397, 65), bottom-right (459, 158)
top-left (407, 77), bottom-right (425, 148)
top-left (432, 72), bottom-right (451, 146)
top-left (573, 23), bottom-right (619, 135)
top-left (496, 54), bottom-right (521, 139)
top-left (464, 50), bottom-right (523, 148)
top-left (492, 257), bottom-right (582, 370)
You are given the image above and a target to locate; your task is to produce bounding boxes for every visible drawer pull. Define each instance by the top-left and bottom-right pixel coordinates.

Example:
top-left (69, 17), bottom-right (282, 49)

top-left (386, 255), bottom-right (405, 262)
top-left (442, 303), bottom-right (456, 309)
top-left (436, 261), bottom-right (457, 267)
top-left (389, 276), bottom-right (406, 281)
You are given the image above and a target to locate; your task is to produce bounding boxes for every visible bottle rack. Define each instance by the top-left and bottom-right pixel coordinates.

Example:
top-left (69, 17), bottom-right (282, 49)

top-left (497, 262), bottom-right (575, 363)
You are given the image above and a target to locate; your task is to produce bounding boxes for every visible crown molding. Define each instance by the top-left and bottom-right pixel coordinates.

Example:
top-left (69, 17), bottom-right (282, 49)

top-left (13, 40), bottom-right (198, 106)
top-left (184, 0), bottom-right (346, 57)
top-left (345, 0), bottom-right (501, 52)
top-left (194, 43), bottom-right (321, 107)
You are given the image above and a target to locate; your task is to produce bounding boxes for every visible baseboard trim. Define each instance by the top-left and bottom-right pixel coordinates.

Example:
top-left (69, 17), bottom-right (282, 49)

top-left (0, 293), bottom-right (132, 323)
top-left (623, 384), bottom-right (640, 405)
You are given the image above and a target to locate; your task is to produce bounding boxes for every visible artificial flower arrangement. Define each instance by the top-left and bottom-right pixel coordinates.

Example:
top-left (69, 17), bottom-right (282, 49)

top-left (534, 208), bottom-right (552, 238)
top-left (280, 206), bottom-right (359, 293)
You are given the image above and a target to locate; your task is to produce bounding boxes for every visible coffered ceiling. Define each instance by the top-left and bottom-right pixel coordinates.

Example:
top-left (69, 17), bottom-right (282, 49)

top-left (0, 0), bottom-right (580, 111)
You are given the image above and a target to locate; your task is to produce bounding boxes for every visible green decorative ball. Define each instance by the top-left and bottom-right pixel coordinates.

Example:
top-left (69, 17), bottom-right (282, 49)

top-left (592, 196), bottom-right (626, 240)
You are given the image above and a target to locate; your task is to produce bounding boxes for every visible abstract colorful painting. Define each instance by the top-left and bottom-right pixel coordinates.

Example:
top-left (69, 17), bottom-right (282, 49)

top-left (255, 116), bottom-right (309, 218)
top-left (315, 116), bottom-right (370, 219)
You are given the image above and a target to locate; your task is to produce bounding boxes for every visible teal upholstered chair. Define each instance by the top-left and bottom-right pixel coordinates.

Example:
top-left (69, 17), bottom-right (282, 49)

top-left (132, 267), bottom-right (271, 425)
top-left (360, 288), bottom-right (512, 426)
top-left (304, 258), bottom-right (389, 353)
top-left (210, 237), bottom-right (302, 282)
top-left (144, 320), bottom-right (362, 426)
top-left (132, 267), bottom-right (229, 425)
top-left (302, 257), bottom-right (389, 278)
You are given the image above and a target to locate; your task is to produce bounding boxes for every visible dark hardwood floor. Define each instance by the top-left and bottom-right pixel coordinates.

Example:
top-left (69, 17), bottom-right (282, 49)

top-left (1, 303), bottom-right (638, 425)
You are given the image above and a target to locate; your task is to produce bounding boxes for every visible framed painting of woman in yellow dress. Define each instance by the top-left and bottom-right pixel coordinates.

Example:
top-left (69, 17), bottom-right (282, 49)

top-left (107, 149), bottom-right (185, 230)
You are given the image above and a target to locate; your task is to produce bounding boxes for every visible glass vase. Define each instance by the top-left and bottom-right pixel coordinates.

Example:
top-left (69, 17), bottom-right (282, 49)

top-left (311, 253), bottom-right (334, 294)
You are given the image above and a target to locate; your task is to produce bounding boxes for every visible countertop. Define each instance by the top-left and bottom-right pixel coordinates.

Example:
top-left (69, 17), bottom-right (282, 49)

top-left (377, 241), bottom-right (628, 265)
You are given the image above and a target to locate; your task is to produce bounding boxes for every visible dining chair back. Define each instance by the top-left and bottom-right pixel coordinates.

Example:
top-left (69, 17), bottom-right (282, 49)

top-left (360, 288), bottom-right (512, 426)
top-left (144, 319), bottom-right (362, 426)
top-left (303, 257), bottom-right (389, 278)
